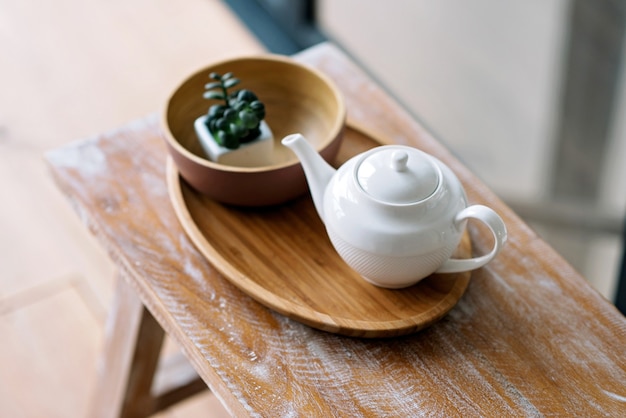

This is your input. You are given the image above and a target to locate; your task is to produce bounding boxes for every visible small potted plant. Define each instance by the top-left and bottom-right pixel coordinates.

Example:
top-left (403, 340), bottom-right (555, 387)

top-left (194, 72), bottom-right (274, 167)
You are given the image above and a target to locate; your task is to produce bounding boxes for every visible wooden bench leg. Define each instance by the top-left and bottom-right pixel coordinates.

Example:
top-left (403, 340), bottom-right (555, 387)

top-left (89, 273), bottom-right (209, 418)
top-left (89, 273), bottom-right (165, 418)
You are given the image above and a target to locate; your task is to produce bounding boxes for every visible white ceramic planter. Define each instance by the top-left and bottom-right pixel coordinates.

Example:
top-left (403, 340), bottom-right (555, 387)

top-left (194, 115), bottom-right (274, 167)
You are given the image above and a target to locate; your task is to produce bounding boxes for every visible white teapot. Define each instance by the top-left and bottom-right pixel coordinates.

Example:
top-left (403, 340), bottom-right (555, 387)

top-left (282, 133), bottom-right (507, 289)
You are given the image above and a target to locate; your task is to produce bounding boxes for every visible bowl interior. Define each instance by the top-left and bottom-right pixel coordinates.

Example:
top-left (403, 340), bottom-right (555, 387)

top-left (165, 56), bottom-right (345, 170)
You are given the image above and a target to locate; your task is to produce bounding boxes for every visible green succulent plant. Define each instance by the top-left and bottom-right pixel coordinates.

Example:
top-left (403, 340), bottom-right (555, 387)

top-left (203, 72), bottom-right (266, 149)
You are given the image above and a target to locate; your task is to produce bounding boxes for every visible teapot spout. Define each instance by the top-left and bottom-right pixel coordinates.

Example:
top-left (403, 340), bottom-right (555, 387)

top-left (282, 133), bottom-right (336, 222)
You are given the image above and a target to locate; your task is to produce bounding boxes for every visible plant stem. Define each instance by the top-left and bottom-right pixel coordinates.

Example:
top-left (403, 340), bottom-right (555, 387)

top-left (221, 81), bottom-right (230, 108)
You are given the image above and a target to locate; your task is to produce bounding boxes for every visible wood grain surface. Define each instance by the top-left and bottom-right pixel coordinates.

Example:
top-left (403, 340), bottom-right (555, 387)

top-left (47, 43), bottom-right (626, 417)
top-left (167, 125), bottom-right (472, 338)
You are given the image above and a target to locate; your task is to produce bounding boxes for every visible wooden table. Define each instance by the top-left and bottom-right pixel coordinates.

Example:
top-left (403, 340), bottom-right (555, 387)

top-left (47, 43), bottom-right (626, 417)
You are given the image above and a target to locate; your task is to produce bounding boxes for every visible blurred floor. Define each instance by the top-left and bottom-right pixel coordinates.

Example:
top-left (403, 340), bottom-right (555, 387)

top-left (0, 1), bottom-right (263, 416)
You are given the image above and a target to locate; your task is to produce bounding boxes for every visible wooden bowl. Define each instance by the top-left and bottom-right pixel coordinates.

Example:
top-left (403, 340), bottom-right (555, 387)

top-left (162, 54), bottom-right (346, 206)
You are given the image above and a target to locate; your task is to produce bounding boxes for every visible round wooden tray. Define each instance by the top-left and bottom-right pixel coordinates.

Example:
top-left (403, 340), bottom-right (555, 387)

top-left (166, 125), bottom-right (472, 338)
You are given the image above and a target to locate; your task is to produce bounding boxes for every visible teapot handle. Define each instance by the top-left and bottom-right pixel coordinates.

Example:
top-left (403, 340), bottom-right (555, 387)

top-left (436, 205), bottom-right (507, 274)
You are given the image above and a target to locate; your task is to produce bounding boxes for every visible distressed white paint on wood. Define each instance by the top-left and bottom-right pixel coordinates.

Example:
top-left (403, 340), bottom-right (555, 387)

top-left (47, 43), bottom-right (626, 417)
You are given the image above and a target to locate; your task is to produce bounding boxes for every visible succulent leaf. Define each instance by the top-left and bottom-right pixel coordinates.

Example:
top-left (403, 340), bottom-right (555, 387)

top-left (204, 81), bottom-right (222, 90)
top-left (237, 89), bottom-right (257, 102)
top-left (208, 104), bottom-right (225, 118)
top-left (204, 91), bottom-right (224, 100)
top-left (223, 78), bottom-right (240, 89)
top-left (223, 108), bottom-right (237, 122)
top-left (240, 111), bottom-right (258, 128)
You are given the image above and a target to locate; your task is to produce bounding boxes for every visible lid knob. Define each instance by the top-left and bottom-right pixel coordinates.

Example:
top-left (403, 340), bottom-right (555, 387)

top-left (391, 151), bottom-right (408, 172)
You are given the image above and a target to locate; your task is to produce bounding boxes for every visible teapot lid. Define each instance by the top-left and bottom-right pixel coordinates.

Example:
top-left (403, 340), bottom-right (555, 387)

top-left (356, 147), bottom-right (439, 204)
